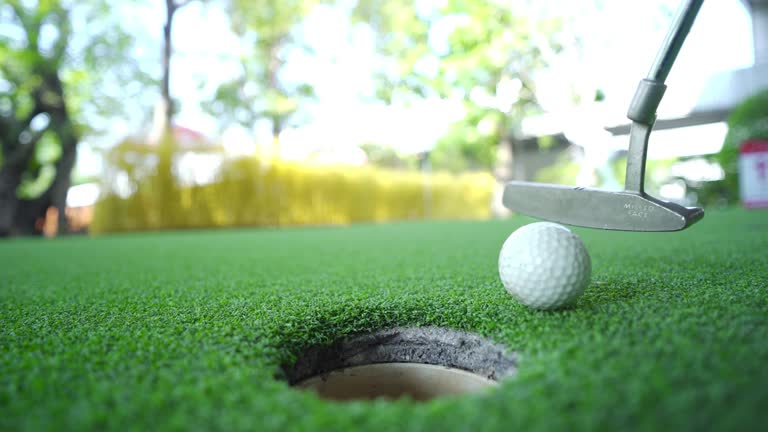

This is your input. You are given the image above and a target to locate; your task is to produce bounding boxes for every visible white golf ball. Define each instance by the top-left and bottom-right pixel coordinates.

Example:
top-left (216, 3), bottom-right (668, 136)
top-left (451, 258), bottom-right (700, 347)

top-left (498, 222), bottom-right (591, 310)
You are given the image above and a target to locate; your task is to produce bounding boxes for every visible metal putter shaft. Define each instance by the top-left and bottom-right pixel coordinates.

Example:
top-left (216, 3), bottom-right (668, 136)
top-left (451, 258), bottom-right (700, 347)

top-left (502, 0), bottom-right (705, 232)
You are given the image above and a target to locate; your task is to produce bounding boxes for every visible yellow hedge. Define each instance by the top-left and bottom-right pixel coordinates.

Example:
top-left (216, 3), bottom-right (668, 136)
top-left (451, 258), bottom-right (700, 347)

top-left (91, 154), bottom-right (494, 234)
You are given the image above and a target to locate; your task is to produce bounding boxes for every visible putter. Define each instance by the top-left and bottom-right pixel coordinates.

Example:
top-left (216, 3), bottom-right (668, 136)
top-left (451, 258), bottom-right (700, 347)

top-left (502, 0), bottom-right (706, 231)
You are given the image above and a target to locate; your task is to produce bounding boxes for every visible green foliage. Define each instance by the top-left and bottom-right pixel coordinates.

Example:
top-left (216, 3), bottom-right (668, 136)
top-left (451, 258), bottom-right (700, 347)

top-left (0, 0), bottom-right (152, 200)
top-left (533, 152), bottom-right (678, 193)
top-left (205, 0), bottom-right (320, 135)
top-left (431, 108), bottom-right (503, 172)
top-left (537, 135), bottom-right (558, 150)
top-left (723, 89), bottom-right (768, 149)
top-left (535, 153), bottom-right (581, 185)
top-left (63, 16), bottom-right (155, 137)
top-left (34, 131), bottom-right (62, 165)
top-left (594, 88), bottom-right (606, 102)
top-left (352, 0), bottom-right (432, 103)
top-left (646, 158), bottom-right (678, 193)
top-left (359, 143), bottom-right (419, 170)
top-left (0, 0), bottom-right (151, 134)
top-left (353, 0), bottom-right (564, 171)
top-left (610, 156), bottom-right (678, 194)
top-left (2, 209), bottom-right (768, 430)
top-left (16, 165), bottom-right (55, 199)
top-left (15, 130), bottom-right (60, 199)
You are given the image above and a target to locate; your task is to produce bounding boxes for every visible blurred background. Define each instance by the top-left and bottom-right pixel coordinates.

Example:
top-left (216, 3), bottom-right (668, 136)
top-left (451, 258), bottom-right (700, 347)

top-left (1, 0), bottom-right (766, 237)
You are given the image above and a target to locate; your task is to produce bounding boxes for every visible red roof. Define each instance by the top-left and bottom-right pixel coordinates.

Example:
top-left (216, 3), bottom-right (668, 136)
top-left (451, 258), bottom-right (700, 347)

top-left (172, 125), bottom-right (207, 141)
top-left (147, 124), bottom-right (216, 151)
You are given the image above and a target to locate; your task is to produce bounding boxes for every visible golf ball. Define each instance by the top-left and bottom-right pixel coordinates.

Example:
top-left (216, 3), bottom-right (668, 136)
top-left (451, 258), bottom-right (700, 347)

top-left (498, 222), bottom-right (591, 310)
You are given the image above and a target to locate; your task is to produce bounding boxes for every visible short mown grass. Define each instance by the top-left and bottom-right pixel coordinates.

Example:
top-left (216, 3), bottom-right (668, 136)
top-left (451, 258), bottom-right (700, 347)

top-left (1, 208), bottom-right (767, 431)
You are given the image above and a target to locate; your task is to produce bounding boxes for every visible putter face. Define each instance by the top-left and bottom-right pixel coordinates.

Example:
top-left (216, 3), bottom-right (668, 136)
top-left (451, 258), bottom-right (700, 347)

top-left (502, 182), bottom-right (704, 232)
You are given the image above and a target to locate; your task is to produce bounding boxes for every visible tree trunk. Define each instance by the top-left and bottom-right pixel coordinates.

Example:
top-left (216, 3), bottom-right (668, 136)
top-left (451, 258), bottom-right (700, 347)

top-left (49, 125), bottom-right (78, 235)
top-left (0, 2), bottom-right (85, 237)
top-left (268, 41), bottom-right (285, 146)
top-left (0, 71), bottom-right (80, 237)
top-left (0, 103), bottom-right (47, 237)
top-left (0, 166), bottom-right (26, 237)
top-left (271, 116), bottom-right (283, 144)
top-left (0, 143), bottom-right (39, 237)
top-left (40, 72), bottom-right (79, 235)
top-left (162, 0), bottom-right (176, 133)
top-left (155, 1), bottom-right (184, 228)
top-left (12, 193), bottom-right (51, 236)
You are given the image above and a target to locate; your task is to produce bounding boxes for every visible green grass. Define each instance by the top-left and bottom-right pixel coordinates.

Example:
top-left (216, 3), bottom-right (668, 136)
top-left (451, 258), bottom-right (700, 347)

top-left (1, 208), bottom-right (767, 431)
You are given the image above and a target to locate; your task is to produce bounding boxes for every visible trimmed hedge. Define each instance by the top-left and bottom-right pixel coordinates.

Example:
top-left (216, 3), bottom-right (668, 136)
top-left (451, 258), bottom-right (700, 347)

top-left (92, 153), bottom-right (494, 234)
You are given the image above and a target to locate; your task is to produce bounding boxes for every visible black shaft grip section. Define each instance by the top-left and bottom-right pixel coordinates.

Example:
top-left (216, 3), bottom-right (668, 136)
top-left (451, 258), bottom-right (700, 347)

top-left (647, 0), bottom-right (704, 82)
top-left (627, 79), bottom-right (667, 125)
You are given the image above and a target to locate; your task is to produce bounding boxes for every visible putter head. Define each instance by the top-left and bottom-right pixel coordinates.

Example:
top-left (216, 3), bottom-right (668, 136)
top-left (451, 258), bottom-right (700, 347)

top-left (501, 181), bottom-right (704, 232)
top-left (500, 0), bottom-right (707, 232)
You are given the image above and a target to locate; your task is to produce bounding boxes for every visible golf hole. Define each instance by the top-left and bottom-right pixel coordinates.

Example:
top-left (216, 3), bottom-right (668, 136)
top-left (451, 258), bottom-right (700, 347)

top-left (295, 363), bottom-right (497, 401)
top-left (285, 327), bottom-right (517, 402)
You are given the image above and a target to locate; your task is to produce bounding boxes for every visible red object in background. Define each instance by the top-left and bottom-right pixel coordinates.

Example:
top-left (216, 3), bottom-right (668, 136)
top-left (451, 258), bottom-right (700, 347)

top-left (739, 139), bottom-right (768, 209)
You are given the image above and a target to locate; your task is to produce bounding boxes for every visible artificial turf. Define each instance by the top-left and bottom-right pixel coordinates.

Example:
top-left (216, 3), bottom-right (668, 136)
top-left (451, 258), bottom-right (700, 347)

top-left (1, 207), bottom-right (767, 431)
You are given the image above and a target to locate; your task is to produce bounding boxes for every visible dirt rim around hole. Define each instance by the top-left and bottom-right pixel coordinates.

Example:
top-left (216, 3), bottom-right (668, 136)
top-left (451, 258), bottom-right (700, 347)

top-left (284, 326), bottom-right (518, 387)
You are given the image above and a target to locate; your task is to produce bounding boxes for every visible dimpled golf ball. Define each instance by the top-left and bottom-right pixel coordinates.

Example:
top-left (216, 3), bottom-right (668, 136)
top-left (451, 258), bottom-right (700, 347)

top-left (498, 222), bottom-right (591, 310)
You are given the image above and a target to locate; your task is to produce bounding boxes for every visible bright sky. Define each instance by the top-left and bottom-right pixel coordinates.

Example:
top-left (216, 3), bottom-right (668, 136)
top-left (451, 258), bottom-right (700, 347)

top-left (529, 0), bottom-right (754, 112)
top-left (77, 0), bottom-right (755, 175)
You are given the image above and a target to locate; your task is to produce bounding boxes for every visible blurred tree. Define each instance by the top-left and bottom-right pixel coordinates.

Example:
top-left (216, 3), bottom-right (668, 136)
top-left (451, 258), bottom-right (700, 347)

top-left (205, 0), bottom-right (318, 146)
top-left (359, 142), bottom-right (419, 170)
top-left (150, 0), bottom-right (200, 228)
top-left (0, 0), bottom-right (151, 236)
top-left (352, 0), bottom-right (565, 172)
top-left (160, 0), bottom-right (195, 132)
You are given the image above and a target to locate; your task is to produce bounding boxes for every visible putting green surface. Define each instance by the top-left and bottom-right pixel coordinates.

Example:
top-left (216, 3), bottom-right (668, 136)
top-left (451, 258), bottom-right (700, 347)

top-left (1, 208), bottom-right (767, 431)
